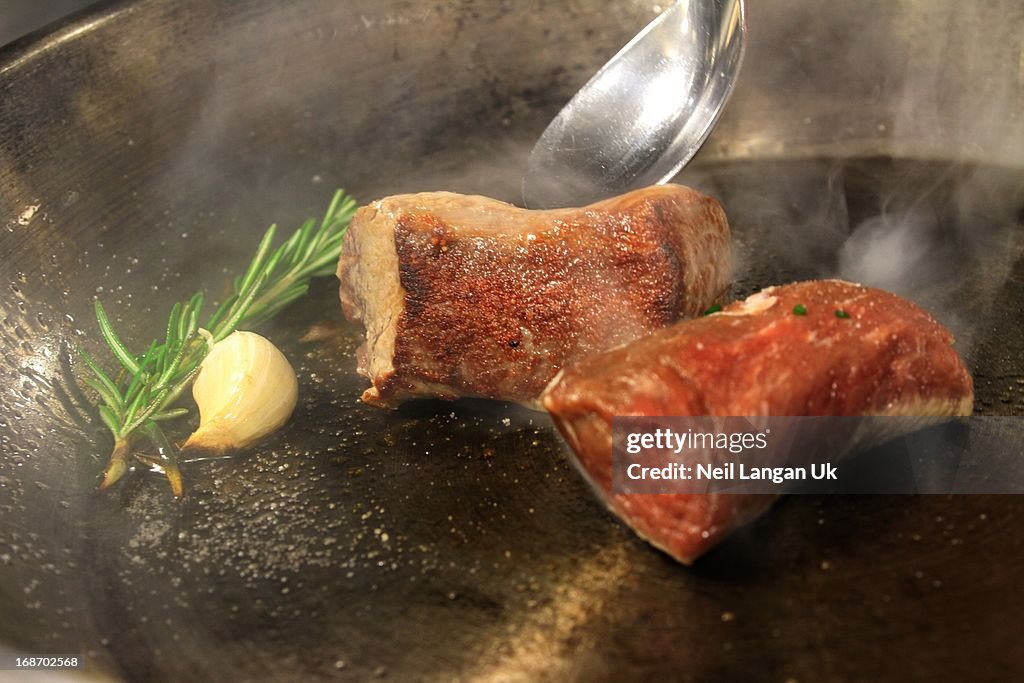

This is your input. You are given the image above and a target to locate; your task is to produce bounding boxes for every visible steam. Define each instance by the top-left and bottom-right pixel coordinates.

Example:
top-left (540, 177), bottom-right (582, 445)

top-left (830, 0), bottom-right (1024, 319)
top-left (837, 209), bottom-right (935, 293)
top-left (680, 0), bottom-right (1024, 362)
top-left (835, 1), bottom-right (1023, 354)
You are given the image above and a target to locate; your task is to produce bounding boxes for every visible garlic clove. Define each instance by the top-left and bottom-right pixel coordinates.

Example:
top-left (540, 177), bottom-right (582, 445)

top-left (184, 330), bottom-right (298, 453)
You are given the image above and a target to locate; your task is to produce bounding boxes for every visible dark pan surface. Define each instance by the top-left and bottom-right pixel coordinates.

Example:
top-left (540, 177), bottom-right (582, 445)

top-left (1, 1), bottom-right (1022, 681)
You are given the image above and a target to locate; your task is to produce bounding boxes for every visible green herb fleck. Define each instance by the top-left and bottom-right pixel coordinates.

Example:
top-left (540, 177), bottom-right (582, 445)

top-left (793, 304), bottom-right (807, 316)
top-left (703, 304), bottom-right (723, 316)
top-left (835, 309), bottom-right (851, 319)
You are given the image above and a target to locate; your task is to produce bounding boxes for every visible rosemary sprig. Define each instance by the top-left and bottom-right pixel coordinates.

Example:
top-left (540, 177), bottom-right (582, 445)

top-left (80, 189), bottom-right (358, 496)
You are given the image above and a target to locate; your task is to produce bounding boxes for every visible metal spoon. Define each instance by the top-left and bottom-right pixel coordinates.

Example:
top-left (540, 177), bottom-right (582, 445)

top-left (522, 0), bottom-right (746, 209)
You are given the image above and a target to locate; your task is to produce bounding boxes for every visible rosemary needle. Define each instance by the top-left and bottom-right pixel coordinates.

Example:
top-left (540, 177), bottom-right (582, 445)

top-left (80, 189), bottom-right (358, 496)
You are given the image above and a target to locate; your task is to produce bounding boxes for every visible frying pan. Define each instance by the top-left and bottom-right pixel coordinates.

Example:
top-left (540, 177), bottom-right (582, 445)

top-left (1, 0), bottom-right (1022, 680)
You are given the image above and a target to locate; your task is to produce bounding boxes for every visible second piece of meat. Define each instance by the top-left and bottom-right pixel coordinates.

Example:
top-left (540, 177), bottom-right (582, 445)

top-left (337, 184), bottom-right (731, 407)
top-left (541, 280), bottom-right (974, 564)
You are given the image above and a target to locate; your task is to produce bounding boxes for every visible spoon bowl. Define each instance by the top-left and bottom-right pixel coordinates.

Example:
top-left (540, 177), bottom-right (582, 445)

top-left (523, 0), bottom-right (746, 209)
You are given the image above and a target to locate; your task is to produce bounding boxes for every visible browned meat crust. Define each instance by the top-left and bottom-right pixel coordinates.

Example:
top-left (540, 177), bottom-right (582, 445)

top-left (337, 185), bottom-right (731, 407)
top-left (541, 280), bottom-right (974, 564)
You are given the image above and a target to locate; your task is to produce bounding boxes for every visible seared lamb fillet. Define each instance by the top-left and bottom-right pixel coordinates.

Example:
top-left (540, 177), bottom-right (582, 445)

top-left (337, 184), bottom-right (731, 407)
top-left (541, 280), bottom-right (974, 564)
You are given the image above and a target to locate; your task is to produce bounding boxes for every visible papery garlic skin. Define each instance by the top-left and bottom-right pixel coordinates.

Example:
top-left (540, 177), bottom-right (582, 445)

top-left (185, 331), bottom-right (298, 452)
